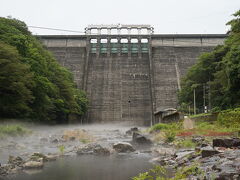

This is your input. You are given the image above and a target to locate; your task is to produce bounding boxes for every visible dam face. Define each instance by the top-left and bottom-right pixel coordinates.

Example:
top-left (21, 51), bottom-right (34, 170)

top-left (39, 25), bottom-right (226, 125)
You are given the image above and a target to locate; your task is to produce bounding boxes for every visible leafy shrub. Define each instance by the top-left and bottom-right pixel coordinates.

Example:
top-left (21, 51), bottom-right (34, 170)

top-left (132, 164), bottom-right (203, 180)
top-left (217, 108), bottom-right (240, 128)
top-left (132, 166), bottom-right (166, 180)
top-left (164, 130), bottom-right (176, 143)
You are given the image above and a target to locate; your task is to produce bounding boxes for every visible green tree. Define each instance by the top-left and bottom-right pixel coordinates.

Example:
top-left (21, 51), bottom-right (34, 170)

top-left (0, 42), bottom-right (34, 117)
top-left (0, 17), bottom-right (88, 122)
top-left (178, 10), bottom-right (240, 112)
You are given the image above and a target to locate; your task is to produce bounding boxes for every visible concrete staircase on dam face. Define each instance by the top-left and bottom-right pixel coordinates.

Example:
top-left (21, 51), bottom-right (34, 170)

top-left (40, 34), bottom-right (226, 125)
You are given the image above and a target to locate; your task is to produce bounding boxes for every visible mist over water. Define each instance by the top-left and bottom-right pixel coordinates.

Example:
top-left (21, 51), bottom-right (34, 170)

top-left (8, 154), bottom-right (152, 180)
top-left (1, 122), bottom-right (153, 180)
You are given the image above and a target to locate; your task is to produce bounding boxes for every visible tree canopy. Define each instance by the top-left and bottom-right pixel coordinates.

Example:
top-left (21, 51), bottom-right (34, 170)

top-left (0, 17), bottom-right (88, 123)
top-left (178, 10), bottom-right (240, 113)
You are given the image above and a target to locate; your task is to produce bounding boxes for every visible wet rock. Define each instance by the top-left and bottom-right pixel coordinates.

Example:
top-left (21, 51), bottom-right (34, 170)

top-left (23, 159), bottom-right (44, 169)
top-left (200, 143), bottom-right (209, 148)
top-left (176, 150), bottom-right (195, 161)
top-left (77, 144), bottom-right (110, 156)
top-left (126, 127), bottom-right (139, 135)
top-left (51, 139), bottom-right (59, 143)
top-left (177, 157), bottom-right (189, 166)
top-left (29, 152), bottom-right (56, 162)
top-left (45, 154), bottom-right (58, 161)
top-left (192, 136), bottom-right (205, 144)
top-left (113, 142), bottom-right (135, 153)
top-left (0, 165), bottom-right (8, 176)
top-left (213, 138), bottom-right (240, 148)
top-left (151, 156), bottom-right (175, 166)
top-left (217, 171), bottom-right (239, 180)
top-left (8, 156), bottom-right (24, 167)
top-left (152, 147), bottom-right (176, 156)
top-left (69, 136), bottom-right (76, 141)
top-left (77, 144), bottom-right (95, 155)
top-left (132, 132), bottom-right (152, 145)
top-left (93, 146), bottom-right (110, 156)
top-left (201, 149), bottom-right (220, 158)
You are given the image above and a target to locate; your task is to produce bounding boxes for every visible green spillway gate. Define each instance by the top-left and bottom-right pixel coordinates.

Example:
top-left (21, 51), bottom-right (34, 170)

top-left (90, 42), bottom-right (149, 54)
top-left (111, 43), bottom-right (119, 53)
top-left (100, 43), bottom-right (108, 53)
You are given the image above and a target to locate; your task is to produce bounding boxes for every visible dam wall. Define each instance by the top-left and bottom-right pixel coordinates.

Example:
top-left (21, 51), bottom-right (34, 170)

top-left (39, 34), bottom-right (226, 125)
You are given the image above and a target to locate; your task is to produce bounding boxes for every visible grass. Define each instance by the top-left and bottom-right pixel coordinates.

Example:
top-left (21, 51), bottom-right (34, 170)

top-left (58, 145), bottom-right (65, 155)
top-left (150, 122), bottom-right (182, 133)
top-left (175, 139), bottom-right (197, 148)
top-left (0, 124), bottom-right (30, 138)
top-left (177, 121), bottom-right (239, 137)
top-left (151, 120), bottom-right (239, 147)
top-left (189, 113), bottom-right (211, 118)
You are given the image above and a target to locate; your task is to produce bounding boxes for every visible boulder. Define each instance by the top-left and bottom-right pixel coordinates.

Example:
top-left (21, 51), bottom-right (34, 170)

top-left (8, 156), bottom-right (24, 167)
top-left (0, 166), bottom-right (8, 176)
top-left (23, 160), bottom-right (43, 169)
top-left (30, 153), bottom-right (47, 162)
top-left (132, 132), bottom-right (152, 145)
top-left (51, 139), bottom-right (59, 143)
top-left (201, 149), bottom-right (220, 158)
top-left (77, 144), bottom-right (110, 156)
top-left (213, 138), bottom-right (240, 148)
top-left (45, 154), bottom-right (58, 161)
top-left (77, 144), bottom-right (95, 155)
top-left (176, 150), bottom-right (195, 161)
top-left (126, 127), bottom-right (139, 135)
top-left (152, 147), bottom-right (176, 156)
top-left (93, 146), bottom-right (110, 156)
top-left (113, 142), bottom-right (135, 153)
top-left (30, 152), bottom-right (57, 162)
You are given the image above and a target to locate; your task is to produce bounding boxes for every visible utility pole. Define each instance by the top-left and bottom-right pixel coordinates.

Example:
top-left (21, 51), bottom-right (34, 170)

top-left (208, 82), bottom-right (211, 111)
top-left (194, 88), bottom-right (196, 115)
top-left (203, 84), bottom-right (206, 113)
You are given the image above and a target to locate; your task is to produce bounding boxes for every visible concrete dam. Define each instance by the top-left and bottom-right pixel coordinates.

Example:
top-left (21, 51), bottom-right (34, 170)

top-left (39, 24), bottom-right (226, 126)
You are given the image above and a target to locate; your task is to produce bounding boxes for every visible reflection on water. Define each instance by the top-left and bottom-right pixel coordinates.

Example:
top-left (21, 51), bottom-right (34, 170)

top-left (9, 153), bottom-right (153, 180)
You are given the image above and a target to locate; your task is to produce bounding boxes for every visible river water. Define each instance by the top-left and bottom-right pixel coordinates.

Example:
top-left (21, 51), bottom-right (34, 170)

top-left (1, 123), bottom-right (153, 180)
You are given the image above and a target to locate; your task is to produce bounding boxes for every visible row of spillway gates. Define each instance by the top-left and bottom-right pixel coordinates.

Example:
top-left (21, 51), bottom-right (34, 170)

top-left (85, 24), bottom-right (153, 54)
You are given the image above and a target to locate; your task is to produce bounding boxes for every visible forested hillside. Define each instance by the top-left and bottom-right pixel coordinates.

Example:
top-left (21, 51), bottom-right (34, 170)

top-left (178, 10), bottom-right (240, 113)
top-left (0, 17), bottom-right (88, 123)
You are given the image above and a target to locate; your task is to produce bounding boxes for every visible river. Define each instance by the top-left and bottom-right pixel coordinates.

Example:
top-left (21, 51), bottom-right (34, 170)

top-left (1, 123), bottom-right (154, 180)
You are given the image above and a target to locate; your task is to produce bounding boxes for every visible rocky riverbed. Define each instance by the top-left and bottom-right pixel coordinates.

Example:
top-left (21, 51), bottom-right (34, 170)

top-left (0, 123), bottom-right (240, 180)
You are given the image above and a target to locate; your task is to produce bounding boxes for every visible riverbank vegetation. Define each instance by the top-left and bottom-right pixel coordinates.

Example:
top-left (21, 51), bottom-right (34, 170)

top-left (178, 10), bottom-right (240, 114)
top-left (0, 124), bottom-right (30, 138)
top-left (0, 17), bottom-right (88, 123)
top-left (132, 164), bottom-right (203, 180)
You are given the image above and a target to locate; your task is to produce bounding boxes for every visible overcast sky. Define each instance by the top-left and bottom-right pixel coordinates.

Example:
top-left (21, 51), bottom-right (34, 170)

top-left (1, 0), bottom-right (239, 35)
